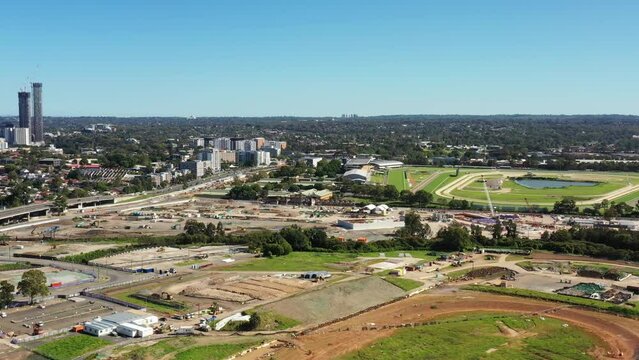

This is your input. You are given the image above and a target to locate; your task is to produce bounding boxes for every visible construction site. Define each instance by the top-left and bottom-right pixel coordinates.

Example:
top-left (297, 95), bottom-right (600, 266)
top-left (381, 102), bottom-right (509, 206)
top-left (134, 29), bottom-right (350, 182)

top-left (0, 265), bottom-right (94, 290)
top-left (88, 245), bottom-right (248, 271)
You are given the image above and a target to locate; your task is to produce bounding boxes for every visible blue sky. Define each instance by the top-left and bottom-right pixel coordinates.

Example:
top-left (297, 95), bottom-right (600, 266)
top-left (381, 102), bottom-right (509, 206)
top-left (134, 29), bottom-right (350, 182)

top-left (1, 0), bottom-right (638, 116)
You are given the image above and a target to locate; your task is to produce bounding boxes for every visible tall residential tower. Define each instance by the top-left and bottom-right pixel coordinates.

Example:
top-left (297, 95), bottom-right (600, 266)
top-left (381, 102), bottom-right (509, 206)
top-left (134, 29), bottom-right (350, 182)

top-left (18, 91), bottom-right (30, 128)
top-left (32, 82), bottom-right (43, 142)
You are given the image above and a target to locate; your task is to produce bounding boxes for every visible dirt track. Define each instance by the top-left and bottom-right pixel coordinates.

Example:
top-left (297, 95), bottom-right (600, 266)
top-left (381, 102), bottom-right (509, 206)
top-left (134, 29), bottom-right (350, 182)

top-left (250, 289), bottom-right (639, 360)
top-left (531, 252), bottom-right (639, 268)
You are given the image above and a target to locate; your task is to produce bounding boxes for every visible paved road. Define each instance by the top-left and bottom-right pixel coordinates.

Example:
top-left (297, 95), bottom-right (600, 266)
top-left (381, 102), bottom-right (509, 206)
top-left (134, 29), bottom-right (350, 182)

top-left (0, 255), bottom-right (150, 299)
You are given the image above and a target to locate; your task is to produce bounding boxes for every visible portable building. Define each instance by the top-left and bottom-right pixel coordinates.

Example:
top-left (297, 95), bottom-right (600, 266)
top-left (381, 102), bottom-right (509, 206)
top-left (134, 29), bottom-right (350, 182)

top-left (116, 322), bottom-right (153, 338)
top-left (83, 320), bottom-right (116, 336)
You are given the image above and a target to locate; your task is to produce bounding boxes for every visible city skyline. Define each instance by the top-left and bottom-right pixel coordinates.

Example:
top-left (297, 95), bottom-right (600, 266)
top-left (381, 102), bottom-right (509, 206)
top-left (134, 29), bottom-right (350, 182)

top-left (1, 0), bottom-right (638, 117)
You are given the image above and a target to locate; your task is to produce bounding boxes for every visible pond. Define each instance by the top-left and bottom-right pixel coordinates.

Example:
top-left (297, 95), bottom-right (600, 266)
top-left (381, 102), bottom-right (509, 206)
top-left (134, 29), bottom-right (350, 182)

top-left (514, 179), bottom-right (597, 189)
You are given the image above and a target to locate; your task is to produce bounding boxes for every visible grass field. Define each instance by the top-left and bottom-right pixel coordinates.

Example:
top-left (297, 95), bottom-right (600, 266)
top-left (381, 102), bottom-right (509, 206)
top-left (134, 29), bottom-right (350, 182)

top-left (387, 168), bottom-right (409, 191)
top-left (380, 276), bottom-right (423, 291)
top-left (174, 259), bottom-right (207, 267)
top-left (223, 252), bottom-right (361, 271)
top-left (35, 335), bottom-right (111, 360)
top-left (374, 166), bottom-right (639, 208)
top-left (571, 262), bottom-right (639, 277)
top-left (221, 310), bottom-right (299, 331)
top-left (0, 262), bottom-right (33, 272)
top-left (112, 290), bottom-right (189, 313)
top-left (341, 313), bottom-right (599, 360)
top-left (465, 285), bottom-right (639, 318)
top-left (173, 342), bottom-right (257, 360)
top-left (112, 338), bottom-right (195, 359)
top-left (265, 276), bottom-right (405, 324)
top-left (451, 177), bottom-right (625, 205)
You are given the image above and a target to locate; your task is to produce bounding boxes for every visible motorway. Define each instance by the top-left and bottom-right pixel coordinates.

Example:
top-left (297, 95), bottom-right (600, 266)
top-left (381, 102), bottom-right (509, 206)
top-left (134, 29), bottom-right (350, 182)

top-left (0, 166), bottom-right (272, 232)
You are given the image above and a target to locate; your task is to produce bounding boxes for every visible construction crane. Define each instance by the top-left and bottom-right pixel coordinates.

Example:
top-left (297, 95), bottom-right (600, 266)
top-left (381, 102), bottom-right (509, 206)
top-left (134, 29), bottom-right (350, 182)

top-left (482, 177), bottom-right (496, 218)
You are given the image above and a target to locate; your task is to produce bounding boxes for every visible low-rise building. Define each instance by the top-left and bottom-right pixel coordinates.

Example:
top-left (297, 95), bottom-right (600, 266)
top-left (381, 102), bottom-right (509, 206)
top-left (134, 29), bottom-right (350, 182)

top-left (342, 169), bottom-right (370, 183)
top-left (84, 311), bottom-right (158, 337)
top-left (83, 320), bottom-right (117, 336)
top-left (370, 159), bottom-right (404, 169)
top-left (344, 157), bottom-right (374, 169)
top-left (303, 156), bottom-right (323, 168)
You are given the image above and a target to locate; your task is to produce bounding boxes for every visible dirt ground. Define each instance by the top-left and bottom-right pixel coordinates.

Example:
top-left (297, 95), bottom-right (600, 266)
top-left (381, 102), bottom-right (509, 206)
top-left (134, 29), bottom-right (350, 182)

top-left (9, 242), bottom-right (120, 259)
top-left (247, 288), bottom-right (639, 360)
top-left (2, 197), bottom-right (516, 243)
top-left (90, 245), bottom-right (245, 270)
top-left (167, 273), bottom-right (316, 306)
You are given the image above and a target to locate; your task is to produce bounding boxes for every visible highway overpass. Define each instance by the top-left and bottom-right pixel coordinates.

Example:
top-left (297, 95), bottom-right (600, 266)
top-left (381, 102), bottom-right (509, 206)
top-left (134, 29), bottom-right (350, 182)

top-left (0, 196), bottom-right (115, 225)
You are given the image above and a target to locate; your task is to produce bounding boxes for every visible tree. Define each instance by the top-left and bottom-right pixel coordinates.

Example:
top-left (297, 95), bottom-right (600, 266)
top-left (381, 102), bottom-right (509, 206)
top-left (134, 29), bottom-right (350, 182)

top-left (553, 198), bottom-right (577, 214)
top-left (504, 220), bottom-right (517, 238)
top-left (0, 280), bottom-right (14, 308)
top-left (17, 269), bottom-right (49, 304)
top-left (184, 219), bottom-right (206, 236)
top-left (434, 224), bottom-right (473, 251)
top-left (279, 226), bottom-right (311, 251)
top-left (52, 195), bottom-right (68, 214)
top-left (248, 312), bottom-right (262, 329)
top-left (305, 227), bottom-right (331, 249)
top-left (205, 223), bottom-right (216, 239)
top-left (492, 220), bottom-right (503, 240)
top-left (399, 190), bottom-right (413, 204)
top-left (396, 211), bottom-right (431, 239)
top-left (241, 312), bottom-right (262, 331)
top-left (470, 224), bottom-right (486, 243)
top-left (412, 190), bottom-right (433, 208)
top-left (383, 185), bottom-right (399, 200)
top-left (228, 184), bottom-right (261, 200)
top-left (216, 222), bottom-right (225, 237)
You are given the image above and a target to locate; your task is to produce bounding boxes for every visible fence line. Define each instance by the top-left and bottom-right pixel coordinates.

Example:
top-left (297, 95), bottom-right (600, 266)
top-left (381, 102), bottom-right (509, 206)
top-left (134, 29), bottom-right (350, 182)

top-left (81, 291), bottom-right (146, 311)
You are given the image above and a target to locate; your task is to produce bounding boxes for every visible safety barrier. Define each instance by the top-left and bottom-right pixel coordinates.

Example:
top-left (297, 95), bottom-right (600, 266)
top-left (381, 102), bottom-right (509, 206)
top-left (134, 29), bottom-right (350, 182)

top-left (81, 291), bottom-right (146, 311)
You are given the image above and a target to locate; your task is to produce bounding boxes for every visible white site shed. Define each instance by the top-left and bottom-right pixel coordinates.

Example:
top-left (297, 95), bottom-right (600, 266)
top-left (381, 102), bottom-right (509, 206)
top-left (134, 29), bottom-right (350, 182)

top-left (83, 320), bottom-right (117, 337)
top-left (116, 322), bottom-right (153, 338)
top-left (84, 311), bottom-right (156, 337)
top-left (131, 314), bottom-right (159, 326)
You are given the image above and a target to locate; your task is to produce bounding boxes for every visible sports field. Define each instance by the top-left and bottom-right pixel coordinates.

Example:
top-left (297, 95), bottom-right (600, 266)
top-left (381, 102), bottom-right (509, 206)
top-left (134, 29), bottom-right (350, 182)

top-left (373, 166), bottom-right (639, 207)
top-left (386, 168), bottom-right (409, 190)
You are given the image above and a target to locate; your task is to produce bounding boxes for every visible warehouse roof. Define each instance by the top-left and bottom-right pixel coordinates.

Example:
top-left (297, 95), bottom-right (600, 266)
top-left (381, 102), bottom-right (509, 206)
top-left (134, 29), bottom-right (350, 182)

top-left (85, 320), bottom-right (117, 331)
top-left (102, 311), bottom-right (148, 325)
top-left (345, 157), bottom-right (375, 168)
top-left (370, 159), bottom-right (404, 168)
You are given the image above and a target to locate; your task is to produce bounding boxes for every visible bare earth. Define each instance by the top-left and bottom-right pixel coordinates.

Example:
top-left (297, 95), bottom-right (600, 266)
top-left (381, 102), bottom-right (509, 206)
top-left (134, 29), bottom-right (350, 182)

top-left (244, 289), bottom-right (639, 360)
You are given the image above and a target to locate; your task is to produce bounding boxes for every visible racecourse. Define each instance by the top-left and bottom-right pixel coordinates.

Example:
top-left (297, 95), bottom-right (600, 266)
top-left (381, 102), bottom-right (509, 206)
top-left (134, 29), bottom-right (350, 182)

top-left (373, 166), bottom-right (639, 207)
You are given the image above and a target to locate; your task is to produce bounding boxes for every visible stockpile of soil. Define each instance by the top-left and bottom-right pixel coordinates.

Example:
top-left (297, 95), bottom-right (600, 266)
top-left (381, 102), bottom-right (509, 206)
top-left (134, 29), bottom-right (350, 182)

top-left (464, 267), bottom-right (517, 280)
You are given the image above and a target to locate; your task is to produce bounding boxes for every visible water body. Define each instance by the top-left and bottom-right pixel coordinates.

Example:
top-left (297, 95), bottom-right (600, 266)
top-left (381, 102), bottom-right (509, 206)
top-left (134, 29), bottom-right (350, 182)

top-left (514, 179), bottom-right (597, 189)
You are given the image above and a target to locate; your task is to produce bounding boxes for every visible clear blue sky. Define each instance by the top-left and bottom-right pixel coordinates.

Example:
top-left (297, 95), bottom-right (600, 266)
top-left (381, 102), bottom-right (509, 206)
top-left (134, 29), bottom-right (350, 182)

top-left (1, 0), bottom-right (638, 116)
